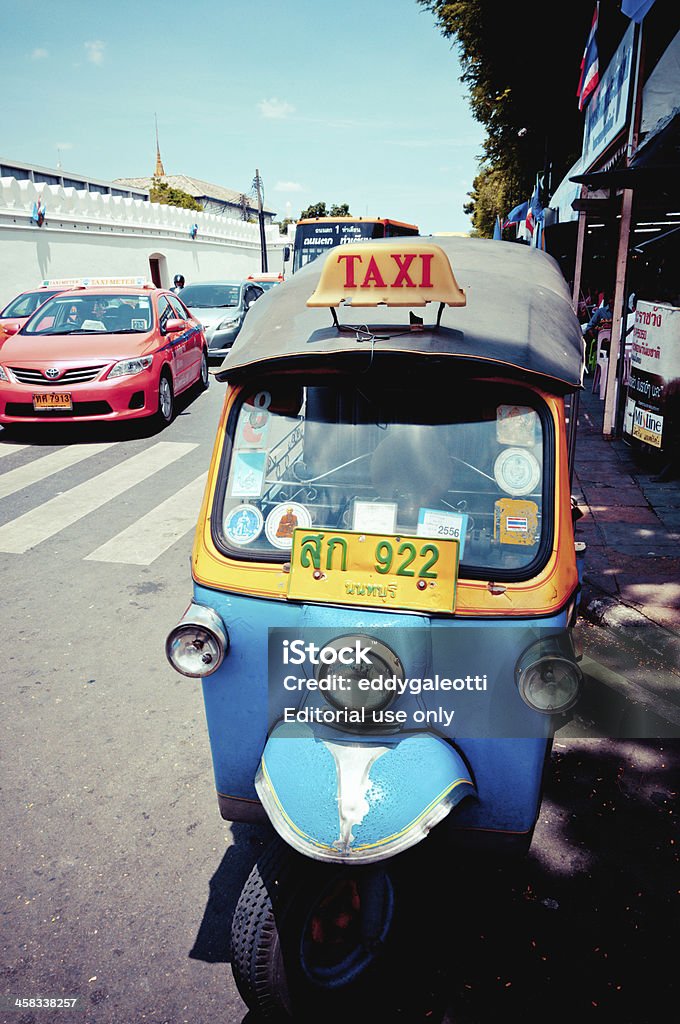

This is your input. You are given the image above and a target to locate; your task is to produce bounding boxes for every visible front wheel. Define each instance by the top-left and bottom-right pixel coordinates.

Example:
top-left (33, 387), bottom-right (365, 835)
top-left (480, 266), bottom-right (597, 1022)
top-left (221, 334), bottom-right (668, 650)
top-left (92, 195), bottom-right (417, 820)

top-left (230, 838), bottom-right (400, 1021)
top-left (156, 369), bottom-right (175, 426)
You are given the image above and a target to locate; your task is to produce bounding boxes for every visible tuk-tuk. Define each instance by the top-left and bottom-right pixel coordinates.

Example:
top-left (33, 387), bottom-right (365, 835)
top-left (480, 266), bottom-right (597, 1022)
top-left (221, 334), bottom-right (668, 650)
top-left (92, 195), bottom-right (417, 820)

top-left (166, 237), bottom-right (586, 1018)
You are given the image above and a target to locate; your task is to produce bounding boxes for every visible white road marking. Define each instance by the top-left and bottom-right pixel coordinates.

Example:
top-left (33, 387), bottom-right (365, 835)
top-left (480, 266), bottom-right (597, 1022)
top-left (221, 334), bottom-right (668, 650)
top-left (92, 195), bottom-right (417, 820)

top-left (85, 472), bottom-right (207, 565)
top-left (0, 442), bottom-right (198, 553)
top-left (0, 443), bottom-right (115, 500)
top-left (0, 444), bottom-right (28, 459)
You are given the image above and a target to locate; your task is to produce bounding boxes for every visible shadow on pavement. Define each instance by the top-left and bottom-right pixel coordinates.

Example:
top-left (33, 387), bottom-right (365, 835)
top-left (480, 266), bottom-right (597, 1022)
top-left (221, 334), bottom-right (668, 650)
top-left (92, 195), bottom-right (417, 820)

top-left (189, 739), bottom-right (678, 1023)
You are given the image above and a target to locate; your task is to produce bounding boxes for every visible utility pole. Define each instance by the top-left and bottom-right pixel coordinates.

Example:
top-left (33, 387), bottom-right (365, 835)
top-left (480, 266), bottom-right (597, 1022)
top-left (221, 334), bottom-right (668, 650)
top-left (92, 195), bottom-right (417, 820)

top-left (253, 169), bottom-right (268, 273)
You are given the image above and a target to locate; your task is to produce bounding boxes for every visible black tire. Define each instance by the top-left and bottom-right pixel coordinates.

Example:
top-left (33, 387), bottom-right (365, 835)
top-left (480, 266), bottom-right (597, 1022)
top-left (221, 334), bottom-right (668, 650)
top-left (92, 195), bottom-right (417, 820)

top-left (230, 838), bottom-right (401, 1022)
top-left (197, 348), bottom-right (209, 392)
top-left (156, 369), bottom-right (175, 426)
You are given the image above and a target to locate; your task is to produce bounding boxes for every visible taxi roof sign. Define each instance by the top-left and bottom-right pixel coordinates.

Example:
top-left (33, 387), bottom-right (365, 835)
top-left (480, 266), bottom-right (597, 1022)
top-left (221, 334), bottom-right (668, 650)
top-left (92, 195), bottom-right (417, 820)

top-left (41, 275), bottom-right (149, 288)
top-left (307, 242), bottom-right (466, 308)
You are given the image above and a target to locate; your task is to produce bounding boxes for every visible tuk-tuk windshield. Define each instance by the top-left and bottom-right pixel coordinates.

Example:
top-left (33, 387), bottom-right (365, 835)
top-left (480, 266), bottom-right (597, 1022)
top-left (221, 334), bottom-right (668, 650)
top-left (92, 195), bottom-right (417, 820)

top-left (217, 379), bottom-right (550, 577)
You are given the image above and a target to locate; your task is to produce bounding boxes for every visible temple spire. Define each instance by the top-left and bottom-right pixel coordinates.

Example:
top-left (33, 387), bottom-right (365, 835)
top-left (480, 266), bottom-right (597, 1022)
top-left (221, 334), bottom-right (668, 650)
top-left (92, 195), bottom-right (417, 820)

top-left (154, 114), bottom-right (165, 177)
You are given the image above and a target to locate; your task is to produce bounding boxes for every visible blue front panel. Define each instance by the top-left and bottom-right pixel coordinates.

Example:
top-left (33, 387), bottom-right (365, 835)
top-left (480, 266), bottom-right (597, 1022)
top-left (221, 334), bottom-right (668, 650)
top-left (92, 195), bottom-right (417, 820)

top-left (194, 581), bottom-right (568, 836)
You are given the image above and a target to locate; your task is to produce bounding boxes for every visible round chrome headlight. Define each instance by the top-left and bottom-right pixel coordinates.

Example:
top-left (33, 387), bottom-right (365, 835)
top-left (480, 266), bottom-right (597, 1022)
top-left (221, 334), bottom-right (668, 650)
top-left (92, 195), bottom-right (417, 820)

top-left (517, 652), bottom-right (582, 714)
top-left (317, 635), bottom-right (403, 723)
top-left (166, 603), bottom-right (229, 677)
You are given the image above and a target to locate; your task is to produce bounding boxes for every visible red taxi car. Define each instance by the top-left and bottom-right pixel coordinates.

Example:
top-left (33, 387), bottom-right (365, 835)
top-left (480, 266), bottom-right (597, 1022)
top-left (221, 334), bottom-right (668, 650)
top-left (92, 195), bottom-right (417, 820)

top-left (0, 283), bottom-right (77, 343)
top-left (0, 279), bottom-right (209, 429)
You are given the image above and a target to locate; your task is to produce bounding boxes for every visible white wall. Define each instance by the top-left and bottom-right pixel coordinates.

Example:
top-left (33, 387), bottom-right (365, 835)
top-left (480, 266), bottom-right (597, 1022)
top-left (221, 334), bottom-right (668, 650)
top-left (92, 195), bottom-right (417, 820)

top-left (0, 177), bottom-right (292, 308)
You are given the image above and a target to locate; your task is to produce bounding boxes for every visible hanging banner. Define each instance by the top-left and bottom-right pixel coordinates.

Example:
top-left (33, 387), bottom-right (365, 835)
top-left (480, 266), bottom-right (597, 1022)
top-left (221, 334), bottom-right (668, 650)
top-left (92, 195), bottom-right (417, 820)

top-left (623, 301), bottom-right (680, 451)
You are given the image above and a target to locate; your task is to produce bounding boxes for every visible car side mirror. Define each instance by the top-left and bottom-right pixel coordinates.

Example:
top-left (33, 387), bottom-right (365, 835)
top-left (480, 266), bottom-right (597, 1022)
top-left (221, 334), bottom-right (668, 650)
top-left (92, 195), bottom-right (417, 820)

top-left (1, 321), bottom-right (20, 337)
top-left (164, 318), bottom-right (185, 334)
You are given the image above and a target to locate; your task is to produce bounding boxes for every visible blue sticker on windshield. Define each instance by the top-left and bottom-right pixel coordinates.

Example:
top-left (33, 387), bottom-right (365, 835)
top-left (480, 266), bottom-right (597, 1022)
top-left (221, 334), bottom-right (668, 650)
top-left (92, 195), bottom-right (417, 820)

top-left (224, 504), bottom-right (264, 546)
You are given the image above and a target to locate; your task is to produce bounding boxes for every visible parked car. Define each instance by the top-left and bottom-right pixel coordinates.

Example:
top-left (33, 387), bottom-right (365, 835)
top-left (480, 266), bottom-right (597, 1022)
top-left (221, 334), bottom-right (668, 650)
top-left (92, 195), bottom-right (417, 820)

top-left (0, 279), bottom-right (208, 430)
top-left (246, 272), bottom-right (285, 291)
top-left (0, 284), bottom-right (75, 342)
top-left (178, 280), bottom-right (264, 360)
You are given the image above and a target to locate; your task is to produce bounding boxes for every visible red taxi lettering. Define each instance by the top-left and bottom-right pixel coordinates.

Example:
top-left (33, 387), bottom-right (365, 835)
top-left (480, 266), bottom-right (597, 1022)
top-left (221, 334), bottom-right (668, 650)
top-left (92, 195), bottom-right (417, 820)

top-left (391, 254), bottom-right (417, 287)
top-left (363, 257), bottom-right (386, 288)
top-left (337, 253), bottom-right (362, 288)
top-left (337, 252), bottom-right (436, 290)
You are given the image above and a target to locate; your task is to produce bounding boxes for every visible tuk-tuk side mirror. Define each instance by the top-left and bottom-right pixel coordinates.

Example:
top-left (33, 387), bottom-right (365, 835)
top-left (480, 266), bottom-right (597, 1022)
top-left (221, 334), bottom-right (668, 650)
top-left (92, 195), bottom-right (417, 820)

top-left (283, 246), bottom-right (291, 262)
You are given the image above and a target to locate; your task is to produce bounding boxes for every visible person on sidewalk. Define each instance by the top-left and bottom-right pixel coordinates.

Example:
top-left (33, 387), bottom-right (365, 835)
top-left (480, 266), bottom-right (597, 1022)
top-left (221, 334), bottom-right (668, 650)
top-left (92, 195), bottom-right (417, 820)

top-left (582, 296), bottom-right (613, 374)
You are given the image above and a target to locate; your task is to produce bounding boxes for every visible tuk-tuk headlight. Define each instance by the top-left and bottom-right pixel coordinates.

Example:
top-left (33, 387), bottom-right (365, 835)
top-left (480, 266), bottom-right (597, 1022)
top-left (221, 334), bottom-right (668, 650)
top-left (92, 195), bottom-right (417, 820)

top-left (516, 637), bottom-right (582, 714)
top-left (166, 603), bottom-right (229, 678)
top-left (317, 635), bottom-right (403, 723)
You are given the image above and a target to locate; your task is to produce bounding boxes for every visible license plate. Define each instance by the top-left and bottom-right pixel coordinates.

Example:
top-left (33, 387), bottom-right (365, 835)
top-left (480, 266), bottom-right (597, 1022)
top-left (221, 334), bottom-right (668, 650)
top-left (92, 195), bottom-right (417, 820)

top-left (288, 529), bottom-right (459, 613)
top-left (33, 393), bottom-right (72, 411)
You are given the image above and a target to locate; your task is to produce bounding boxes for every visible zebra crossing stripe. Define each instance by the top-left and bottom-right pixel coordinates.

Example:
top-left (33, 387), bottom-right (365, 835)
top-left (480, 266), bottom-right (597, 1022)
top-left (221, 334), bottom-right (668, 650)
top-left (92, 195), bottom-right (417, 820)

top-left (85, 472), bottom-right (208, 565)
top-left (0, 443), bottom-right (115, 500)
top-left (0, 444), bottom-right (28, 459)
top-left (0, 442), bottom-right (198, 553)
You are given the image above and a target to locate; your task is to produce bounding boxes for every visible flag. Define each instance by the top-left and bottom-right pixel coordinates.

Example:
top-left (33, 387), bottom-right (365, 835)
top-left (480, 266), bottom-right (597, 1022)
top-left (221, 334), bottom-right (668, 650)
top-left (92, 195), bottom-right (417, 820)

top-left (31, 197), bottom-right (45, 226)
top-left (621, 0), bottom-right (655, 21)
top-left (493, 215), bottom-right (502, 240)
top-left (503, 201), bottom-right (528, 228)
top-left (526, 182), bottom-right (543, 237)
top-left (577, 3), bottom-right (600, 111)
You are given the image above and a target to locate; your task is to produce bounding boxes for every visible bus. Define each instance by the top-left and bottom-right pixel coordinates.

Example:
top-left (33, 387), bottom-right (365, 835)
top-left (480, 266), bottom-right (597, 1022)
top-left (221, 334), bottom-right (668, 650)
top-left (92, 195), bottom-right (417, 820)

top-left (290, 216), bottom-right (420, 274)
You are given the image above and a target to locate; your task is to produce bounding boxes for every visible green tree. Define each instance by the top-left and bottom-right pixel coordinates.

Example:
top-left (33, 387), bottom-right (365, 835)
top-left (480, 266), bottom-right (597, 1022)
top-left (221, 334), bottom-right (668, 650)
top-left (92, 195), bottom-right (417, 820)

top-left (150, 177), bottom-right (203, 212)
top-left (299, 201), bottom-right (352, 219)
top-left (416, 1), bottom-right (606, 236)
top-left (299, 202), bottom-right (327, 219)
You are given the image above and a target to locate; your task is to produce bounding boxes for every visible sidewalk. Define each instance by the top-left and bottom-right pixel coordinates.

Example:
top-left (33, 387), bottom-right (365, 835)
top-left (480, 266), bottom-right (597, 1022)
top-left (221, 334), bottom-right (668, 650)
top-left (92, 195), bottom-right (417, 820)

top-left (572, 383), bottom-right (680, 632)
top-left (571, 382), bottom-right (680, 729)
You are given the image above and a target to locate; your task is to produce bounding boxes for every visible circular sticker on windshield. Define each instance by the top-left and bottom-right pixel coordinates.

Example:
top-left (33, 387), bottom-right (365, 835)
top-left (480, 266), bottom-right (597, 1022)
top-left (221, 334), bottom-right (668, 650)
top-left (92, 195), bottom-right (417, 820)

top-left (265, 502), bottom-right (312, 549)
top-left (494, 448), bottom-right (541, 496)
top-left (224, 504), bottom-right (264, 546)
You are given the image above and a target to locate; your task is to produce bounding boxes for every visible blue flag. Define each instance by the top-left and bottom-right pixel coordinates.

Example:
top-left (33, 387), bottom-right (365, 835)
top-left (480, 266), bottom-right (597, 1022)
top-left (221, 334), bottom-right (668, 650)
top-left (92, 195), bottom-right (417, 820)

top-left (621, 0), bottom-right (656, 21)
top-left (503, 201), bottom-right (528, 228)
top-left (31, 198), bottom-right (45, 226)
top-left (493, 215), bottom-right (502, 240)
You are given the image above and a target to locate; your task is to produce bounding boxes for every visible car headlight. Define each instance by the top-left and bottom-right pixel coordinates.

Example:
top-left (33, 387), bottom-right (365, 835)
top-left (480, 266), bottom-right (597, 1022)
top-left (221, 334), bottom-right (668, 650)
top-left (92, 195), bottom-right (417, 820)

top-left (166, 603), bottom-right (229, 677)
top-left (0, 365), bottom-right (9, 382)
top-left (218, 317), bottom-right (240, 329)
top-left (108, 355), bottom-right (153, 378)
top-left (317, 635), bottom-right (403, 725)
top-left (515, 636), bottom-right (582, 714)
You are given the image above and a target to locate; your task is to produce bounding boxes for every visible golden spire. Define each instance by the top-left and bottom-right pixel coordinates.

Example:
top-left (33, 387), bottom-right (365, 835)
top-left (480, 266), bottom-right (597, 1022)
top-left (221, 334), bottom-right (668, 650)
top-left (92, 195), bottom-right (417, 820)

top-left (154, 113), bottom-right (165, 177)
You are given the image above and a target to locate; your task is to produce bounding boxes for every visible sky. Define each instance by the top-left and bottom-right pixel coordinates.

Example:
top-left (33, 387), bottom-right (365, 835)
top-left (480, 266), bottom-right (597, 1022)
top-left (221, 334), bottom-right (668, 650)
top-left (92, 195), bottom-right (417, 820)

top-left (2, 0), bottom-right (486, 235)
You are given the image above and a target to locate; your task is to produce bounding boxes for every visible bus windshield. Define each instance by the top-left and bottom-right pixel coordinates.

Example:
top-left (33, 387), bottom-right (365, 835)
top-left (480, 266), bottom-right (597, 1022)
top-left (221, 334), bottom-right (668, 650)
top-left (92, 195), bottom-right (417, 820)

top-left (291, 218), bottom-right (419, 273)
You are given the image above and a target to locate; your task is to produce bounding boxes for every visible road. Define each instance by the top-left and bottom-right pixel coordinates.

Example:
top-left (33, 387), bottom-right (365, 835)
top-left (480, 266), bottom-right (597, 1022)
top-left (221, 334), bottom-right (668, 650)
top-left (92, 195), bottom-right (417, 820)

top-left (0, 381), bottom-right (677, 1024)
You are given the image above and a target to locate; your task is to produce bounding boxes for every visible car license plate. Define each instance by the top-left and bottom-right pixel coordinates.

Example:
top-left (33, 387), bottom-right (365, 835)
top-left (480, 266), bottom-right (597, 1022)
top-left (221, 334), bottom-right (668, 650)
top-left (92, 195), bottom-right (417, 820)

top-left (33, 393), bottom-right (72, 411)
top-left (288, 529), bottom-right (459, 613)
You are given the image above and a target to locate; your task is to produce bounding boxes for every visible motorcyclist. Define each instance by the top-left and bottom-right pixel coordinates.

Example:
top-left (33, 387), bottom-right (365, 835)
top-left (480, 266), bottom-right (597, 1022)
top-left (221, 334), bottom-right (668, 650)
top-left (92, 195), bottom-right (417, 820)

top-left (170, 274), bottom-right (185, 293)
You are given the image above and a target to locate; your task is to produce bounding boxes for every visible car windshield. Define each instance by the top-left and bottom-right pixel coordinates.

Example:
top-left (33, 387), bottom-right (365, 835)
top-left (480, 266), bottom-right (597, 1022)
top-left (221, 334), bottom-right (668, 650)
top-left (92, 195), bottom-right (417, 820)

top-left (22, 294), bottom-right (154, 335)
top-left (1, 290), bottom-right (60, 318)
top-left (179, 284), bottom-right (240, 308)
top-left (216, 377), bottom-right (549, 576)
